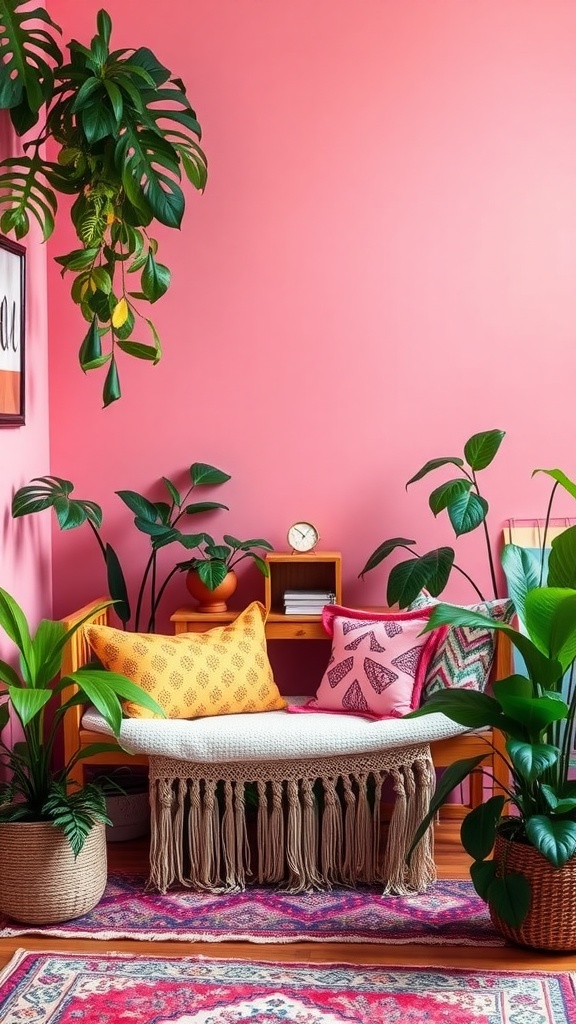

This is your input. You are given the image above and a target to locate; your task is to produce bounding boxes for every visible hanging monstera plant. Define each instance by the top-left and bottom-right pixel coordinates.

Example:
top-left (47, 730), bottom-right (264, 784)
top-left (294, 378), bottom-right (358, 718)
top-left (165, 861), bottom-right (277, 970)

top-left (0, 3), bottom-right (207, 406)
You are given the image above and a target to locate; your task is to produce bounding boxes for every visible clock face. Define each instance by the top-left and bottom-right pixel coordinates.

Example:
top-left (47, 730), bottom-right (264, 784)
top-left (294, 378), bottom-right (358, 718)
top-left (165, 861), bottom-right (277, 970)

top-left (287, 521), bottom-right (319, 553)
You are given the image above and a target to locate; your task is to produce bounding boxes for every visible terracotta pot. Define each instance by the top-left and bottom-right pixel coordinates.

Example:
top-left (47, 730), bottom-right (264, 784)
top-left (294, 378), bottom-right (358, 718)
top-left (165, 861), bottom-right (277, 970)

top-left (489, 829), bottom-right (576, 951)
top-left (185, 568), bottom-right (238, 612)
top-left (0, 820), bottom-right (107, 924)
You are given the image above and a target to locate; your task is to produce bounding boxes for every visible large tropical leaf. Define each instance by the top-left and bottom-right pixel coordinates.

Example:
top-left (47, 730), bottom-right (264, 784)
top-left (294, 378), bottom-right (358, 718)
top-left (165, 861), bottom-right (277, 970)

top-left (358, 538), bottom-right (416, 578)
top-left (501, 542), bottom-right (540, 626)
top-left (387, 547), bottom-right (454, 608)
top-left (548, 526), bottom-right (576, 590)
top-left (525, 815), bottom-right (576, 867)
top-left (524, 587), bottom-right (576, 673)
top-left (447, 491), bottom-right (488, 536)
top-left (12, 476), bottom-right (102, 530)
top-left (0, 1), bottom-right (62, 130)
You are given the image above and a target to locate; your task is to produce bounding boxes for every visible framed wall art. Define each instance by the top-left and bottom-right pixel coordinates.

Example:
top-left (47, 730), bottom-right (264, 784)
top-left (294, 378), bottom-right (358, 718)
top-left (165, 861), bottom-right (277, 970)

top-left (0, 235), bottom-right (25, 426)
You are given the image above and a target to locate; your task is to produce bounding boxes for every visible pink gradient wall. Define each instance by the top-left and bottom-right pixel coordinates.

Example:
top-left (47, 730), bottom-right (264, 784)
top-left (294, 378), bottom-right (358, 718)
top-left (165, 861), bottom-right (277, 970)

top-left (45, 2), bottom-right (576, 686)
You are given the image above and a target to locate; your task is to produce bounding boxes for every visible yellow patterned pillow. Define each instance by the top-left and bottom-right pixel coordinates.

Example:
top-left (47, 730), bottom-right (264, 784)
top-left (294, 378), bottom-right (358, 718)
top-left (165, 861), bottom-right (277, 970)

top-left (85, 601), bottom-right (286, 720)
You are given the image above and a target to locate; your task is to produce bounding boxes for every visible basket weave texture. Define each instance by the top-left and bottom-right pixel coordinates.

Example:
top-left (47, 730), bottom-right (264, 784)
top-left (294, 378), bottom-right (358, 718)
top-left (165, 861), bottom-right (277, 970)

top-left (490, 830), bottom-right (576, 951)
top-left (0, 820), bottom-right (107, 924)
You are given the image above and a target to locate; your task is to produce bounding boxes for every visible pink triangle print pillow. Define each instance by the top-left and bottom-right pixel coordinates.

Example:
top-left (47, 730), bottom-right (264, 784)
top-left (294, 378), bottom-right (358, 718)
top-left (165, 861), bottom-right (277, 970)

top-left (301, 605), bottom-right (440, 720)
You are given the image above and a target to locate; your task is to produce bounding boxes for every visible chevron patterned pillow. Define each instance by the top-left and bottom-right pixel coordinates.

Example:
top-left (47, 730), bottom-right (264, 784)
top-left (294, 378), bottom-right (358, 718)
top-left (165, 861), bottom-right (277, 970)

top-left (410, 594), bottom-right (514, 700)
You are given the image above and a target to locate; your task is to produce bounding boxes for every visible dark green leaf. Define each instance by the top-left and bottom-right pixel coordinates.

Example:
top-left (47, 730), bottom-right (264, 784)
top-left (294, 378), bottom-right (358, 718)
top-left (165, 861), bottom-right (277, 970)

top-left (105, 544), bottom-right (130, 626)
top-left (195, 560), bottom-right (229, 589)
top-left (190, 463), bottom-right (232, 486)
top-left (525, 816), bottom-right (576, 867)
top-left (116, 339), bottom-right (159, 361)
top-left (487, 873), bottom-right (531, 928)
top-left (428, 479), bottom-right (471, 516)
top-left (461, 796), bottom-right (506, 860)
top-left (501, 543), bottom-right (540, 625)
top-left (406, 755), bottom-right (487, 863)
top-left (358, 538), bottom-right (417, 578)
top-left (447, 491), bottom-right (488, 536)
top-left (410, 687), bottom-right (504, 729)
top-left (470, 858), bottom-right (498, 901)
top-left (102, 357), bottom-right (121, 407)
top-left (406, 457), bottom-right (464, 487)
top-left (463, 429), bottom-right (505, 471)
top-left (79, 316), bottom-right (102, 371)
top-left (163, 477), bottom-right (181, 507)
top-left (387, 548), bottom-right (454, 608)
top-left (116, 490), bottom-right (159, 522)
top-left (141, 252), bottom-right (171, 302)
top-left (506, 739), bottom-right (559, 782)
top-left (184, 501), bottom-right (229, 516)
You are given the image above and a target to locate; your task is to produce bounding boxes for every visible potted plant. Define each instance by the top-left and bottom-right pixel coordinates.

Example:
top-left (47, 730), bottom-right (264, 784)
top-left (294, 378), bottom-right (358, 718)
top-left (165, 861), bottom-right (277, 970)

top-left (0, 4), bottom-right (207, 406)
top-left (0, 587), bottom-right (163, 925)
top-left (12, 462), bottom-right (232, 631)
top-left (178, 534), bottom-right (274, 612)
top-left (407, 467), bottom-right (576, 951)
top-left (358, 429), bottom-right (505, 606)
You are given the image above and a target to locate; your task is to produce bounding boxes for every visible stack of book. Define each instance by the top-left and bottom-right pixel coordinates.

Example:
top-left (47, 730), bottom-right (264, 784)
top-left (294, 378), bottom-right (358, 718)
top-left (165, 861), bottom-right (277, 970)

top-left (283, 589), bottom-right (336, 615)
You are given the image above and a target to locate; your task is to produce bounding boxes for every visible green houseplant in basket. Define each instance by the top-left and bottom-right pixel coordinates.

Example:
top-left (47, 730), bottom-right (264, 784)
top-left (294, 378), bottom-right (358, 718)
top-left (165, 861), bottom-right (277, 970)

top-left (408, 467), bottom-right (576, 951)
top-left (0, 587), bottom-right (163, 925)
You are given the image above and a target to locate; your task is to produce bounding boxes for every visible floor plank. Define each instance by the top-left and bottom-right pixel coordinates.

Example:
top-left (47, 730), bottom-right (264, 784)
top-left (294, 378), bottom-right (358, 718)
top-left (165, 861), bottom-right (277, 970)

top-left (1, 822), bottom-right (575, 972)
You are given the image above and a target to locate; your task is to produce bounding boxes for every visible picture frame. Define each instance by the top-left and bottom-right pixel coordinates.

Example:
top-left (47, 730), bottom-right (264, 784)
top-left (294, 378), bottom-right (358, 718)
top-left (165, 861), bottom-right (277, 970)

top-left (0, 235), bottom-right (25, 426)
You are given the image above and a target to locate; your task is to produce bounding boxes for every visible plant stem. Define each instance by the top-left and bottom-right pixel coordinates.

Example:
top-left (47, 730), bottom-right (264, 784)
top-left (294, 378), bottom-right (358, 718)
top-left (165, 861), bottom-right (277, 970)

top-left (472, 470), bottom-right (499, 599)
top-left (147, 565), bottom-right (181, 632)
top-left (540, 481), bottom-right (559, 586)
top-left (451, 563), bottom-right (485, 601)
top-left (87, 518), bottom-right (108, 562)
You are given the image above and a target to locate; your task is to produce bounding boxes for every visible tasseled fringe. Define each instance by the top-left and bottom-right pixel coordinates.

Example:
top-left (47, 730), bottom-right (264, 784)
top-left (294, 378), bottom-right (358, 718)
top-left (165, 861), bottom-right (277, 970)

top-left (147, 746), bottom-right (437, 896)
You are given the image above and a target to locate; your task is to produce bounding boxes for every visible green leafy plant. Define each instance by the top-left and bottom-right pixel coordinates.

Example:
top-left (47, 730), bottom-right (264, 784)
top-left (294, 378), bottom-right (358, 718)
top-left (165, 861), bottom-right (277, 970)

top-left (12, 462), bottom-right (234, 632)
top-left (0, 4), bottom-right (207, 406)
top-left (0, 588), bottom-right (163, 854)
top-left (358, 429), bottom-right (505, 608)
top-left (407, 467), bottom-right (576, 929)
top-left (177, 534), bottom-right (274, 590)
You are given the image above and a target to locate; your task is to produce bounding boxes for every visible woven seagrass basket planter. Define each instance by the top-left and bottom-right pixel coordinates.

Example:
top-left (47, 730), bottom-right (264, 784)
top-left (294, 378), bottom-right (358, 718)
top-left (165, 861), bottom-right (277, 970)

top-left (0, 820), bottom-right (107, 924)
top-left (489, 830), bottom-right (576, 952)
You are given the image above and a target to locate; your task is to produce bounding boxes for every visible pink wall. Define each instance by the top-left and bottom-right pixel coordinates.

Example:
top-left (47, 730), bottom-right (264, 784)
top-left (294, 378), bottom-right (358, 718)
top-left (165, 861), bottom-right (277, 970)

top-left (45, 2), bottom-right (576, 686)
top-left (0, 112), bottom-right (51, 753)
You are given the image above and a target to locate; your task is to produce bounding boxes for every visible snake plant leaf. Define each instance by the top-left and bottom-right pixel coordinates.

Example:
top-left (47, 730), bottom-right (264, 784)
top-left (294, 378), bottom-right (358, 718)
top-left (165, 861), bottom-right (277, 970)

top-left (428, 478), bottom-right (471, 516)
top-left (487, 873), bottom-right (531, 928)
top-left (507, 739), bottom-right (560, 782)
top-left (461, 795), bottom-right (506, 861)
top-left (0, 1), bottom-right (62, 124)
top-left (406, 457), bottom-right (465, 487)
top-left (104, 543), bottom-right (130, 627)
top-left (358, 538), bottom-right (417, 578)
top-left (102, 356), bottom-right (121, 407)
top-left (548, 526), bottom-right (576, 590)
top-left (525, 816), bottom-right (576, 868)
top-left (463, 429), bottom-right (506, 471)
top-left (447, 491), bottom-right (488, 536)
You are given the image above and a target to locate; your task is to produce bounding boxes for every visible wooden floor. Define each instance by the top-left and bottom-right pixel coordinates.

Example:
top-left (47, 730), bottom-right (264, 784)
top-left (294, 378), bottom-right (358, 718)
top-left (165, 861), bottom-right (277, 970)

top-left (1, 821), bottom-right (575, 973)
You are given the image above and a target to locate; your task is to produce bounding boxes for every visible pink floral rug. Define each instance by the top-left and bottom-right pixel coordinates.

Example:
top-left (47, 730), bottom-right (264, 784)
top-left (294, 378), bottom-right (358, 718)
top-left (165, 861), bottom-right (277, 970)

top-left (1, 949), bottom-right (575, 1023)
top-left (0, 873), bottom-right (505, 945)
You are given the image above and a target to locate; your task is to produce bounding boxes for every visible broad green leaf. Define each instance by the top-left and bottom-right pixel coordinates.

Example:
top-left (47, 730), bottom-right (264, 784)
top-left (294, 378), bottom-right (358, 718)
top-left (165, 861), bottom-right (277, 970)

top-left (461, 796), bottom-right (506, 860)
top-left (492, 674), bottom-right (534, 702)
top-left (116, 339), bottom-right (158, 361)
top-left (8, 685), bottom-right (52, 727)
top-left (32, 619), bottom-right (67, 687)
top-left (525, 816), bottom-right (576, 867)
top-left (524, 588), bottom-right (576, 673)
top-left (548, 526), bottom-right (576, 590)
top-left (0, 4), bottom-right (62, 128)
top-left (463, 429), bottom-right (505, 471)
top-left (195, 560), bottom-right (229, 590)
top-left (0, 658), bottom-right (23, 689)
top-left (141, 252), bottom-right (171, 302)
top-left (0, 587), bottom-right (34, 674)
top-left (487, 873), bottom-right (531, 928)
top-left (116, 490), bottom-right (159, 522)
top-left (70, 668), bottom-right (165, 719)
top-left (409, 687), bottom-right (504, 729)
top-left (428, 479), bottom-right (471, 516)
top-left (54, 247), bottom-right (99, 271)
top-left (184, 501), bottom-right (229, 516)
top-left (507, 739), bottom-right (559, 782)
top-left (190, 463), bottom-right (232, 486)
top-left (447, 491), bottom-right (488, 536)
top-left (501, 543), bottom-right (540, 625)
top-left (470, 858), bottom-right (498, 901)
top-left (79, 316), bottom-right (102, 371)
top-left (358, 538), bottom-right (417, 578)
top-left (387, 547), bottom-right (454, 608)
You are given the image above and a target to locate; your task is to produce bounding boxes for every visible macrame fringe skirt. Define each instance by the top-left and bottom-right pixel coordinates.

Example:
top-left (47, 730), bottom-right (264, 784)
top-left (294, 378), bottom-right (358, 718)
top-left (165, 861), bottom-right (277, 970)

top-left (147, 743), bottom-right (436, 894)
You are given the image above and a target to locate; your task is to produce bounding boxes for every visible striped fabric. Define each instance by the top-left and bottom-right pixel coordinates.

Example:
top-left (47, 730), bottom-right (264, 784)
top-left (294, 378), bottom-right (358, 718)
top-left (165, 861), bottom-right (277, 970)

top-left (410, 594), bottom-right (513, 700)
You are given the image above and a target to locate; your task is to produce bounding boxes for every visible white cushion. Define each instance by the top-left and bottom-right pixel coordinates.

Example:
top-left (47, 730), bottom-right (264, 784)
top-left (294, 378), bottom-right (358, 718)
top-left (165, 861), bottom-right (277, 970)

top-left (82, 697), bottom-right (471, 764)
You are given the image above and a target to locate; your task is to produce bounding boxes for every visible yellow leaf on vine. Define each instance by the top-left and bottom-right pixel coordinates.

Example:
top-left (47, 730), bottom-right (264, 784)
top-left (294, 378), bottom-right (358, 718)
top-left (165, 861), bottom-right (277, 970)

top-left (112, 297), bottom-right (129, 329)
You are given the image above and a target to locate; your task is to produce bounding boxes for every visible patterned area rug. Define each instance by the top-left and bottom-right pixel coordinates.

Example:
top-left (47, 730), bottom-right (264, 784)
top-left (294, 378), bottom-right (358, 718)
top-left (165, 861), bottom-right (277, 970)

top-left (1, 950), bottom-right (575, 1023)
top-left (0, 873), bottom-right (505, 945)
